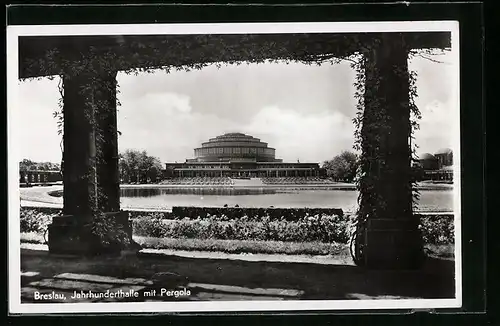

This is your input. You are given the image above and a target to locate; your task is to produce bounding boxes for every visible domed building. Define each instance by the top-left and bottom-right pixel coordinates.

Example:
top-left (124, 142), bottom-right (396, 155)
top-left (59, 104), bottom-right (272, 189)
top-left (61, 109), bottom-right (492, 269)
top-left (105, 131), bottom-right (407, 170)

top-left (418, 153), bottom-right (439, 170)
top-left (191, 132), bottom-right (282, 163)
top-left (416, 149), bottom-right (454, 182)
top-left (165, 132), bottom-right (320, 178)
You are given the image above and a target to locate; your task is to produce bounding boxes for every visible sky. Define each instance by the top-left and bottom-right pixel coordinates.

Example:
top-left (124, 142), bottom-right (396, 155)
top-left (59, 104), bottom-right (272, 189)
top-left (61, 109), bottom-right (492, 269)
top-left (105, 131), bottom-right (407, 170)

top-left (16, 50), bottom-right (455, 164)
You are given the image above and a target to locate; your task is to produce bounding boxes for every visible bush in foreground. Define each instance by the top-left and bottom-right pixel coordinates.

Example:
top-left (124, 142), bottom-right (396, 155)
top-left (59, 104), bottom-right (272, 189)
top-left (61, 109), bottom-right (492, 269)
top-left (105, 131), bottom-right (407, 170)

top-left (20, 209), bottom-right (54, 234)
top-left (170, 206), bottom-right (344, 221)
top-left (419, 214), bottom-right (454, 245)
top-left (131, 213), bottom-right (454, 245)
top-left (132, 213), bottom-right (351, 244)
top-left (19, 207), bottom-right (455, 246)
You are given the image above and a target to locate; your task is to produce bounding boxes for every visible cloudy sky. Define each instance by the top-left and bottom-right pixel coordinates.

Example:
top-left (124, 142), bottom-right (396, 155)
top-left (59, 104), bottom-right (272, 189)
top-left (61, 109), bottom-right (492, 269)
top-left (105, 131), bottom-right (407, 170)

top-left (16, 50), bottom-right (455, 164)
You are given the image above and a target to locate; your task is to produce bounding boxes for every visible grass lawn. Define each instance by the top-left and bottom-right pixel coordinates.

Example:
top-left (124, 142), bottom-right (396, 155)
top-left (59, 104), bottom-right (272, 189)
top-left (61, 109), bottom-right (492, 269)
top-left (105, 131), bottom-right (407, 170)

top-left (20, 232), bottom-right (348, 256)
top-left (20, 232), bottom-right (453, 260)
top-left (424, 244), bottom-right (455, 259)
top-left (133, 236), bottom-right (350, 256)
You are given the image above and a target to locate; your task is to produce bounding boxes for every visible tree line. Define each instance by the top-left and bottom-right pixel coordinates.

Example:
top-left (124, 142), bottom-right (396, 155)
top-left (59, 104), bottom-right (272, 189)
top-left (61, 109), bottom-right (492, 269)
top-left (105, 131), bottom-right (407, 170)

top-left (118, 149), bottom-right (163, 184)
top-left (21, 149), bottom-right (423, 185)
top-left (20, 150), bottom-right (164, 184)
top-left (19, 159), bottom-right (61, 172)
top-left (322, 150), bottom-right (427, 183)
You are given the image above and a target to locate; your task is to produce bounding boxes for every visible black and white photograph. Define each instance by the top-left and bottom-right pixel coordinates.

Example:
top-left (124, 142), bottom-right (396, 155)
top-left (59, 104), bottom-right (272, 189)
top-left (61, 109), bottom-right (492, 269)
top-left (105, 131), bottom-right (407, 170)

top-left (8, 21), bottom-right (461, 314)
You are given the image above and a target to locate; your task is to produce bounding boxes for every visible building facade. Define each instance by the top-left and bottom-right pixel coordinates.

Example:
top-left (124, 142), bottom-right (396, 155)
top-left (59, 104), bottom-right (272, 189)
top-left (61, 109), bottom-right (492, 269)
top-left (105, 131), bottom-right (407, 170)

top-left (418, 153), bottom-right (439, 170)
top-left (434, 148), bottom-right (453, 168)
top-left (164, 133), bottom-right (320, 178)
top-left (19, 170), bottom-right (63, 185)
top-left (416, 148), bottom-right (454, 181)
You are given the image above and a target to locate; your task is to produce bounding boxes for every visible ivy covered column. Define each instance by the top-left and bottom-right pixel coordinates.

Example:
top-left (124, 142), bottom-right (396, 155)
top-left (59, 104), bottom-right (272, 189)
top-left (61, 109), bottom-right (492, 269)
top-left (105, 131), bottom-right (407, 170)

top-left (94, 72), bottom-right (121, 213)
top-left (354, 33), bottom-right (424, 269)
top-left (48, 67), bottom-right (132, 255)
top-left (61, 72), bottom-right (98, 216)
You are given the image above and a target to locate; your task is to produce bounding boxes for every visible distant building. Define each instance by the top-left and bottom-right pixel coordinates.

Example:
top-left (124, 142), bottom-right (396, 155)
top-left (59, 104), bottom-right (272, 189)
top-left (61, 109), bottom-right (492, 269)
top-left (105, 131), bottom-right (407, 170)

top-left (19, 170), bottom-right (62, 185)
top-left (164, 132), bottom-right (320, 178)
top-left (435, 148), bottom-right (453, 168)
top-left (418, 153), bottom-right (439, 170)
top-left (416, 148), bottom-right (454, 181)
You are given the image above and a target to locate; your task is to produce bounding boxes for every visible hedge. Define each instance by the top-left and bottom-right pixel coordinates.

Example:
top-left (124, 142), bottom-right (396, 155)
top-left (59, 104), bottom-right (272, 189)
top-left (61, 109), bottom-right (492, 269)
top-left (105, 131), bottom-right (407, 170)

top-left (20, 206), bottom-right (344, 221)
top-left (170, 206), bottom-right (344, 221)
top-left (132, 214), bottom-right (351, 244)
top-left (19, 207), bottom-right (455, 245)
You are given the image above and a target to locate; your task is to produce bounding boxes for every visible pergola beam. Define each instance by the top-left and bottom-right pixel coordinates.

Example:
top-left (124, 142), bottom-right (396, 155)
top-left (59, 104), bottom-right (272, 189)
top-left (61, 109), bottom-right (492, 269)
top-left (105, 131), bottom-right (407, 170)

top-left (18, 32), bottom-right (451, 79)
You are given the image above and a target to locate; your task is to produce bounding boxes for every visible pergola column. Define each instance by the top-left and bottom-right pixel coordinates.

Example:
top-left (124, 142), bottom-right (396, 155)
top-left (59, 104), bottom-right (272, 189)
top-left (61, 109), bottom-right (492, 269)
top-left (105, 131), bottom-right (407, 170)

top-left (355, 33), bottom-right (423, 269)
top-left (48, 69), bottom-right (131, 255)
top-left (96, 72), bottom-right (121, 212)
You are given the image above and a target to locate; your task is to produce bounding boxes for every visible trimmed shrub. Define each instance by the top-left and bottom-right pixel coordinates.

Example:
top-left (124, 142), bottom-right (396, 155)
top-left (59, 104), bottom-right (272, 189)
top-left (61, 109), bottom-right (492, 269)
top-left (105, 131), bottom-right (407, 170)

top-left (21, 206), bottom-right (61, 216)
top-left (19, 207), bottom-right (455, 246)
top-left (171, 206), bottom-right (344, 221)
top-left (132, 213), bottom-right (351, 243)
top-left (127, 210), bottom-right (175, 220)
top-left (131, 214), bottom-right (168, 238)
top-left (20, 208), bottom-right (55, 234)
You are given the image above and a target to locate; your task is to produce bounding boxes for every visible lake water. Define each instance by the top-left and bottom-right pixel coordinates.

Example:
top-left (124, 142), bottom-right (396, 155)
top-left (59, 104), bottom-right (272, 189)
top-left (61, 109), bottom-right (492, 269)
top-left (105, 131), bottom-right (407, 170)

top-left (120, 188), bottom-right (454, 213)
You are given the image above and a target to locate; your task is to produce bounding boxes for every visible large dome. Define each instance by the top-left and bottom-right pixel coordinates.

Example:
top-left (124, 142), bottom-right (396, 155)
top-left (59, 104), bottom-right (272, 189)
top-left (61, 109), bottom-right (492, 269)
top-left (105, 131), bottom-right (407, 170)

top-left (193, 132), bottom-right (281, 162)
top-left (419, 153), bottom-right (436, 160)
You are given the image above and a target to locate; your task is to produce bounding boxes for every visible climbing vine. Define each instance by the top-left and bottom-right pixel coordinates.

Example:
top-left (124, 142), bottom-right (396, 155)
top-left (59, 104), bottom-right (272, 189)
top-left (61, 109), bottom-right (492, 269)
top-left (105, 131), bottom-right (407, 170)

top-left (351, 48), bottom-right (421, 219)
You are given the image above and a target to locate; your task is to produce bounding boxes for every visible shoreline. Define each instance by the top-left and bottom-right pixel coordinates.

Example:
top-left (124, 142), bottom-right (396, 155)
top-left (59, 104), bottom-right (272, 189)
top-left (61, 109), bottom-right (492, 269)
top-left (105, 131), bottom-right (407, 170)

top-left (19, 201), bottom-right (454, 215)
top-left (19, 206), bottom-right (455, 215)
top-left (19, 181), bottom-right (454, 191)
top-left (122, 182), bottom-right (453, 191)
top-left (18, 183), bottom-right (455, 214)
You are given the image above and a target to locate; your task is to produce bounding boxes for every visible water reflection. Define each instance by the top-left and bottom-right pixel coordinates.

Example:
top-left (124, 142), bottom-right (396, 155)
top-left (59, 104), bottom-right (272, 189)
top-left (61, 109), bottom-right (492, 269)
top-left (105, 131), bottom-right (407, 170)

top-left (121, 187), bottom-right (278, 197)
top-left (119, 187), bottom-right (454, 212)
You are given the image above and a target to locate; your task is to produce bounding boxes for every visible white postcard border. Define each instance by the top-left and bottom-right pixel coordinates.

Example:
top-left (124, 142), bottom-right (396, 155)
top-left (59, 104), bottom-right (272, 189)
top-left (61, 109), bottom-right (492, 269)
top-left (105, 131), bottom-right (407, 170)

top-left (7, 21), bottom-right (462, 315)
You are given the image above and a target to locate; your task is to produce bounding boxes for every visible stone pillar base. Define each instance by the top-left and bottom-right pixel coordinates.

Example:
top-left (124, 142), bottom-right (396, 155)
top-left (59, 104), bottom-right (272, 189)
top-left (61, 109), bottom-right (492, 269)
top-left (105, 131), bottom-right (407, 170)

top-left (361, 218), bottom-right (425, 270)
top-left (48, 211), bottom-right (137, 256)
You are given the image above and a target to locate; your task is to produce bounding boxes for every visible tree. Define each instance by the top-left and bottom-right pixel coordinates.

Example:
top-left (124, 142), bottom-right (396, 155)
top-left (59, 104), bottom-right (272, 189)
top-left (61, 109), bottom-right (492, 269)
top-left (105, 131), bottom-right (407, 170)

top-left (19, 159), bottom-right (61, 172)
top-left (118, 150), bottom-right (163, 184)
top-left (322, 151), bottom-right (358, 182)
top-left (19, 159), bottom-right (35, 172)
